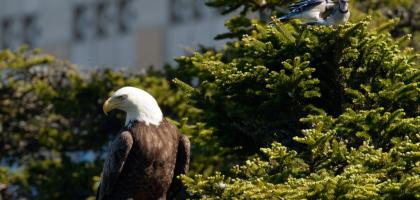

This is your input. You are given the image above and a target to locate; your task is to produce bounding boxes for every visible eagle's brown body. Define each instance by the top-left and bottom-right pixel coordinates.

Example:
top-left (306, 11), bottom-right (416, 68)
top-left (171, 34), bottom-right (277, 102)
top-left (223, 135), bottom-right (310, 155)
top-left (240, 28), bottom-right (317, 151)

top-left (97, 119), bottom-right (190, 200)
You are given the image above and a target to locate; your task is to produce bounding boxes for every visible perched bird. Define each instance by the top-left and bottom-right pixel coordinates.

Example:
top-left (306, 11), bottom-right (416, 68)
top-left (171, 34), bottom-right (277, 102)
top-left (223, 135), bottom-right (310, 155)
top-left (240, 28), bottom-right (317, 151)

top-left (278, 0), bottom-right (336, 22)
top-left (306, 0), bottom-right (350, 25)
top-left (97, 86), bottom-right (190, 200)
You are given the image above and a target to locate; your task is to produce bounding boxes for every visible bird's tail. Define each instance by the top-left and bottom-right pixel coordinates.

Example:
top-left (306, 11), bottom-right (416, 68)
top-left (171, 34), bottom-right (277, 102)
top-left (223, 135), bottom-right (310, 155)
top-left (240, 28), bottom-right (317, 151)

top-left (278, 13), bottom-right (295, 21)
top-left (305, 21), bottom-right (318, 25)
top-left (305, 20), bottom-right (326, 26)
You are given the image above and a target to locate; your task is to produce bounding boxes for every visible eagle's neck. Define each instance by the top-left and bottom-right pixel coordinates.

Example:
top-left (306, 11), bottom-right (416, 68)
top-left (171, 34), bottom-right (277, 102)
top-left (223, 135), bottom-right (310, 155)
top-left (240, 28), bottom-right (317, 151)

top-left (124, 104), bottom-right (163, 127)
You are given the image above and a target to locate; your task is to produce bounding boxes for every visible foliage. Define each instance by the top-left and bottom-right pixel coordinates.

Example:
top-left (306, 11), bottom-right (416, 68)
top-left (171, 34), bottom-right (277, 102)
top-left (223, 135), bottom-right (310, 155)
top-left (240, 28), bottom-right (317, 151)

top-left (175, 8), bottom-right (419, 200)
top-left (0, 1), bottom-right (419, 199)
top-left (174, 18), bottom-right (418, 154)
top-left (353, 0), bottom-right (419, 50)
top-left (0, 46), bottom-right (200, 199)
top-left (207, 0), bottom-right (419, 50)
top-left (183, 135), bottom-right (419, 199)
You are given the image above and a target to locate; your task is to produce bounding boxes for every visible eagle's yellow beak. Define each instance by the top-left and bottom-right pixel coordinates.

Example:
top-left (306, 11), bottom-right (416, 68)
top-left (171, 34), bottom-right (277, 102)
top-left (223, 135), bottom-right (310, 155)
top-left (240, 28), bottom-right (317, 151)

top-left (103, 98), bottom-right (113, 115)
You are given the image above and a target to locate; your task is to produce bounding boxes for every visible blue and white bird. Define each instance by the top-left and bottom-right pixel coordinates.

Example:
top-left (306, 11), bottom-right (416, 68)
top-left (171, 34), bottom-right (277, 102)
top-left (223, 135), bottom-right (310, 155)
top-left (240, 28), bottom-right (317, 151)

top-left (279, 0), bottom-right (336, 22)
top-left (306, 0), bottom-right (350, 25)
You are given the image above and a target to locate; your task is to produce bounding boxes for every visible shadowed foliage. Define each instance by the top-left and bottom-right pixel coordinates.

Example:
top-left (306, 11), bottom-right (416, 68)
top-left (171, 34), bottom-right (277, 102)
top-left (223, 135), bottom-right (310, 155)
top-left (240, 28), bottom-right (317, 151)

top-left (0, 0), bottom-right (418, 199)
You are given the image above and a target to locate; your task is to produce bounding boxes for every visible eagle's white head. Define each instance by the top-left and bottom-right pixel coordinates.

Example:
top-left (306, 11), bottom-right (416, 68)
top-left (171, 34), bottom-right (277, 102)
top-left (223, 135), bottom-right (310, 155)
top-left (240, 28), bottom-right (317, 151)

top-left (103, 86), bottom-right (163, 126)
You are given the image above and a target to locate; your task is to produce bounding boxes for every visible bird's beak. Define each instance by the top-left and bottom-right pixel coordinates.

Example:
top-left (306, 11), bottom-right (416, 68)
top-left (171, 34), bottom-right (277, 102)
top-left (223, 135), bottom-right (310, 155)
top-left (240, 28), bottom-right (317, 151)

top-left (103, 98), bottom-right (113, 115)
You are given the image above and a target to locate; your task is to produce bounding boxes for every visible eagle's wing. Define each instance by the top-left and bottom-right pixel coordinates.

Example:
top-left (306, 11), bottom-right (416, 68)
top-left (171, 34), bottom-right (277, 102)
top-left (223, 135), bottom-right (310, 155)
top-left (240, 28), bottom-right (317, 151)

top-left (167, 134), bottom-right (191, 200)
top-left (97, 131), bottom-right (133, 200)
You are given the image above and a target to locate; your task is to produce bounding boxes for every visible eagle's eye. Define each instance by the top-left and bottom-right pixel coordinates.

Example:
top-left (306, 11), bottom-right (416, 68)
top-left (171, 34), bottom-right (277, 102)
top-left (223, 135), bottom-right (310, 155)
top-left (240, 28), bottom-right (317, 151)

top-left (116, 94), bottom-right (128, 100)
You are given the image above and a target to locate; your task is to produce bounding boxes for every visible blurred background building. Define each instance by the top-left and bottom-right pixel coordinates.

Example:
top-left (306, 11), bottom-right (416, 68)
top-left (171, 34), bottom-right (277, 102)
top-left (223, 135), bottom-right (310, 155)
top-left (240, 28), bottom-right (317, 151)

top-left (0, 0), bottom-right (229, 72)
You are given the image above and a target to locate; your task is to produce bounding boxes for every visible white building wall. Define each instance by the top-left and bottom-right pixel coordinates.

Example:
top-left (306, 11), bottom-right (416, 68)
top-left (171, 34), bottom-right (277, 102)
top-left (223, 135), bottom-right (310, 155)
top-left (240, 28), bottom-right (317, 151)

top-left (0, 0), bottom-right (230, 72)
top-left (165, 17), bottom-right (227, 64)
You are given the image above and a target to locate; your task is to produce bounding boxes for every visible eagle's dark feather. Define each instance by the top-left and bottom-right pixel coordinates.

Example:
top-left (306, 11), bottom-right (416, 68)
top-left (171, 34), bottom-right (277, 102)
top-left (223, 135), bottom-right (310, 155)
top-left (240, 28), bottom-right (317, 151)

top-left (97, 131), bottom-right (133, 200)
top-left (97, 119), bottom-right (190, 200)
top-left (167, 135), bottom-right (190, 199)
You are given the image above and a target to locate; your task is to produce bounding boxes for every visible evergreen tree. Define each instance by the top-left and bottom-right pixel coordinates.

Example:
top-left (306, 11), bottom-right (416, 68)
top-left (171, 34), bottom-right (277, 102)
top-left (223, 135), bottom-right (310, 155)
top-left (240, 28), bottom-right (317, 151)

top-left (205, 0), bottom-right (419, 50)
top-left (0, 47), bottom-right (198, 199)
top-left (0, 1), bottom-right (418, 199)
top-left (173, 2), bottom-right (419, 199)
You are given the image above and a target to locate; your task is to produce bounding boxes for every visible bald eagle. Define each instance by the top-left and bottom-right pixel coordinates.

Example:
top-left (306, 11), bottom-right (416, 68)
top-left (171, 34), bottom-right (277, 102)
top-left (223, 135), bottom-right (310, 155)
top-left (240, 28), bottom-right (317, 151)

top-left (97, 87), bottom-right (190, 200)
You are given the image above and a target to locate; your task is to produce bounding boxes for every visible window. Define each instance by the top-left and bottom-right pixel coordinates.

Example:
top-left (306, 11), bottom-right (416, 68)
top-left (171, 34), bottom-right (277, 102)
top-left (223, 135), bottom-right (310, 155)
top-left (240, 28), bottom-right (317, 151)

top-left (22, 15), bottom-right (41, 46)
top-left (170, 0), bottom-right (193, 23)
top-left (96, 1), bottom-right (116, 37)
top-left (170, 0), bottom-right (181, 23)
top-left (170, 0), bottom-right (209, 24)
top-left (72, 0), bottom-right (136, 41)
top-left (117, 0), bottom-right (135, 33)
top-left (1, 18), bottom-right (20, 49)
top-left (193, 0), bottom-right (207, 20)
top-left (73, 5), bottom-right (92, 41)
